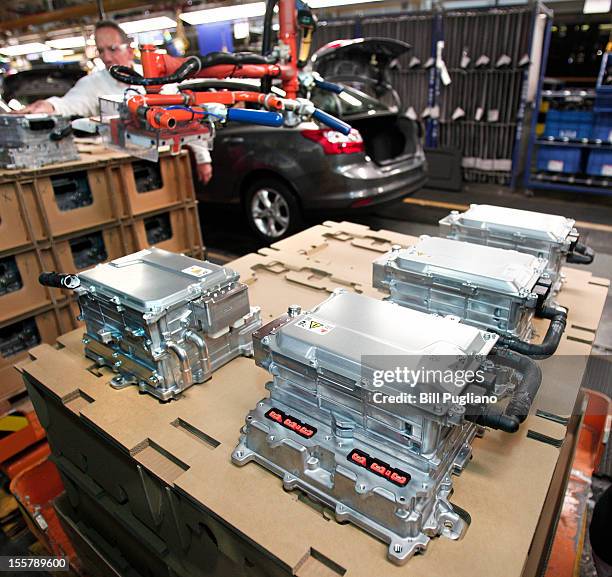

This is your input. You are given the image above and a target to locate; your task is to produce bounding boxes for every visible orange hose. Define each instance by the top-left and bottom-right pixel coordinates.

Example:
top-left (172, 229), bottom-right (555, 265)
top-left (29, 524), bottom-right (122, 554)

top-left (126, 93), bottom-right (187, 115)
top-left (126, 89), bottom-right (286, 129)
top-left (145, 106), bottom-right (207, 129)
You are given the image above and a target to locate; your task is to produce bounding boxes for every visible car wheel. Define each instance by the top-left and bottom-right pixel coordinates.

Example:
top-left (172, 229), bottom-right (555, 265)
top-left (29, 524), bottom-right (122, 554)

top-left (244, 179), bottom-right (302, 243)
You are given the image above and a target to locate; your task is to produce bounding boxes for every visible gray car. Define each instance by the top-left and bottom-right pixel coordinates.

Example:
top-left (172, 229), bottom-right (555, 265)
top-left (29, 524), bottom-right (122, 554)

top-left (196, 40), bottom-right (427, 243)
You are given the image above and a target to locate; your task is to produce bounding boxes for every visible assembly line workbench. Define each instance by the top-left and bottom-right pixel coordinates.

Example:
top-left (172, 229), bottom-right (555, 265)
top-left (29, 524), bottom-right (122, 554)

top-left (18, 221), bottom-right (609, 577)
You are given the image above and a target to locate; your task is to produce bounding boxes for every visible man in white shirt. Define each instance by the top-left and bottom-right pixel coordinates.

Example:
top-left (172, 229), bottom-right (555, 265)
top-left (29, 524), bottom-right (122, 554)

top-left (21, 20), bottom-right (212, 184)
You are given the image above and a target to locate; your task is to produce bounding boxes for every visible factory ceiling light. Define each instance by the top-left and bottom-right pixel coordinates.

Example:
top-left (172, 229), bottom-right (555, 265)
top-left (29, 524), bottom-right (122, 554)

top-left (309, 0), bottom-right (384, 7)
top-left (119, 16), bottom-right (177, 34)
top-left (180, 3), bottom-right (266, 25)
top-left (0, 42), bottom-right (49, 56)
top-left (46, 36), bottom-right (86, 49)
top-left (583, 0), bottom-right (611, 12)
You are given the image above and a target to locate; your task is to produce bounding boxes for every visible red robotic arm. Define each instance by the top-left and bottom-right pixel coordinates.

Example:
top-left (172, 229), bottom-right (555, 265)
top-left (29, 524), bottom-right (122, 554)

top-left (135, 0), bottom-right (300, 98)
top-left (104, 0), bottom-right (350, 161)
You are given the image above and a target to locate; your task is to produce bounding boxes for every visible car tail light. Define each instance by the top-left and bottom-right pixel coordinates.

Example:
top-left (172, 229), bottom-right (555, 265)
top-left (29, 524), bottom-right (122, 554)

top-left (301, 128), bottom-right (364, 155)
top-left (351, 197), bottom-right (374, 208)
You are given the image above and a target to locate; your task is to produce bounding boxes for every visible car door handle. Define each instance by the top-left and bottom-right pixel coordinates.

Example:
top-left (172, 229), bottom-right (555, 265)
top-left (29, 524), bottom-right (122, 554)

top-left (222, 136), bottom-right (245, 145)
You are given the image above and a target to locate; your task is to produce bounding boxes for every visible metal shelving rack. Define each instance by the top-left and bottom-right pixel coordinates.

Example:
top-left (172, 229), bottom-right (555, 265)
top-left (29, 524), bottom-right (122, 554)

top-left (524, 50), bottom-right (612, 195)
top-left (313, 4), bottom-right (550, 186)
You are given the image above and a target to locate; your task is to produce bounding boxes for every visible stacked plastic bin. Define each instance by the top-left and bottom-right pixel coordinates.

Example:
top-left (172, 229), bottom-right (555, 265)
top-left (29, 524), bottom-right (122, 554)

top-left (587, 55), bottom-right (612, 178)
top-left (537, 108), bottom-right (593, 174)
top-left (527, 54), bottom-right (610, 192)
top-left (587, 112), bottom-right (612, 178)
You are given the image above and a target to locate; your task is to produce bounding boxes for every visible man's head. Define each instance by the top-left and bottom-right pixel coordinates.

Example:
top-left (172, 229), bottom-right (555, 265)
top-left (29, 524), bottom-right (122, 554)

top-left (94, 20), bottom-right (134, 69)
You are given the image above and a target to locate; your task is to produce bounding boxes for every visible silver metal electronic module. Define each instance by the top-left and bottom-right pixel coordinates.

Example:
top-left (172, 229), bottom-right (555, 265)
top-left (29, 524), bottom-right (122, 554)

top-left (439, 204), bottom-right (594, 295)
top-left (40, 248), bottom-right (261, 400)
top-left (233, 291), bottom-right (541, 564)
top-left (373, 236), bottom-right (551, 341)
top-left (0, 114), bottom-right (79, 169)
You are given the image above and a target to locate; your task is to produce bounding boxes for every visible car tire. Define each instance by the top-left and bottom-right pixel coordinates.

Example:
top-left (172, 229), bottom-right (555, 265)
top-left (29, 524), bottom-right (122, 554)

top-left (243, 178), bottom-right (302, 244)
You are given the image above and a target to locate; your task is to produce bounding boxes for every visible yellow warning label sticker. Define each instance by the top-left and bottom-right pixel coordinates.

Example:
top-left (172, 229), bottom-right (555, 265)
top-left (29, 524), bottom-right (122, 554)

top-left (0, 415), bottom-right (29, 433)
top-left (295, 316), bottom-right (335, 335)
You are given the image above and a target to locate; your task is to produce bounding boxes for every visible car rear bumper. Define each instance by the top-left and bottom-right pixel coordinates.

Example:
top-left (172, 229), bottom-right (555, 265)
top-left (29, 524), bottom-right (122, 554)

top-left (300, 156), bottom-right (427, 211)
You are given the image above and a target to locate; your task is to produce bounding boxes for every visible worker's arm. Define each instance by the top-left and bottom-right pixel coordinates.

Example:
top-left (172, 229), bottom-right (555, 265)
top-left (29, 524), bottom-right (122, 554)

top-left (19, 100), bottom-right (55, 114)
top-left (187, 141), bottom-right (213, 184)
top-left (20, 73), bottom-right (102, 117)
top-left (45, 74), bottom-right (101, 118)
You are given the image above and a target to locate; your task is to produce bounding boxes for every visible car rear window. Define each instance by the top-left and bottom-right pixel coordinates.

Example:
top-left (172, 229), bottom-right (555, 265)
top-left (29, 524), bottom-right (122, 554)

top-left (310, 86), bottom-right (389, 117)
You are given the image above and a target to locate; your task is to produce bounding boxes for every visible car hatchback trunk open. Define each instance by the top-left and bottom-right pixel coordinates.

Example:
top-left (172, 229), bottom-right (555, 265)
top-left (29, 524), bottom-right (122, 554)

top-left (348, 113), bottom-right (418, 166)
top-left (311, 38), bottom-right (417, 167)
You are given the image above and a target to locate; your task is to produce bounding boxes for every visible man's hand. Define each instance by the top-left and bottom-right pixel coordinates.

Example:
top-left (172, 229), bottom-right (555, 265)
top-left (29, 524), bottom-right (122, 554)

top-left (17, 100), bottom-right (55, 114)
top-left (196, 162), bottom-right (213, 185)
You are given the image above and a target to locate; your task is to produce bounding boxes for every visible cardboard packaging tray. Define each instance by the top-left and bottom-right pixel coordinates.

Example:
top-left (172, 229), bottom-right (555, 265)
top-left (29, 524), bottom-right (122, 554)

top-left (119, 154), bottom-right (196, 217)
top-left (0, 302), bottom-right (78, 417)
top-left (0, 151), bottom-right (196, 254)
top-left (130, 203), bottom-right (204, 257)
top-left (19, 222), bottom-right (609, 577)
top-left (1, 304), bottom-right (77, 369)
top-left (0, 249), bottom-right (64, 324)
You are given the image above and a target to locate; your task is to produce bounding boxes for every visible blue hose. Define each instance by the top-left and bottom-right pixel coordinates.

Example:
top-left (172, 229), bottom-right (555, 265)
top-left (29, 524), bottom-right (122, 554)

top-left (227, 108), bottom-right (284, 127)
top-left (314, 78), bottom-right (344, 94)
top-left (312, 109), bottom-right (351, 135)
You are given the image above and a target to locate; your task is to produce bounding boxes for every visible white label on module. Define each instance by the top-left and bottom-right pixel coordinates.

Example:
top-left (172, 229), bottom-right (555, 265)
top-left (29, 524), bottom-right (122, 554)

top-left (182, 265), bottom-right (211, 277)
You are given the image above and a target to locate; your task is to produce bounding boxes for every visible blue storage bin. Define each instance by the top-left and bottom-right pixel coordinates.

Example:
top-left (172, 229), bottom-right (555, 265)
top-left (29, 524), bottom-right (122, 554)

top-left (544, 110), bottom-right (594, 140)
top-left (536, 146), bottom-right (582, 174)
top-left (594, 90), bottom-right (612, 113)
top-left (586, 150), bottom-right (612, 177)
top-left (592, 113), bottom-right (612, 143)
